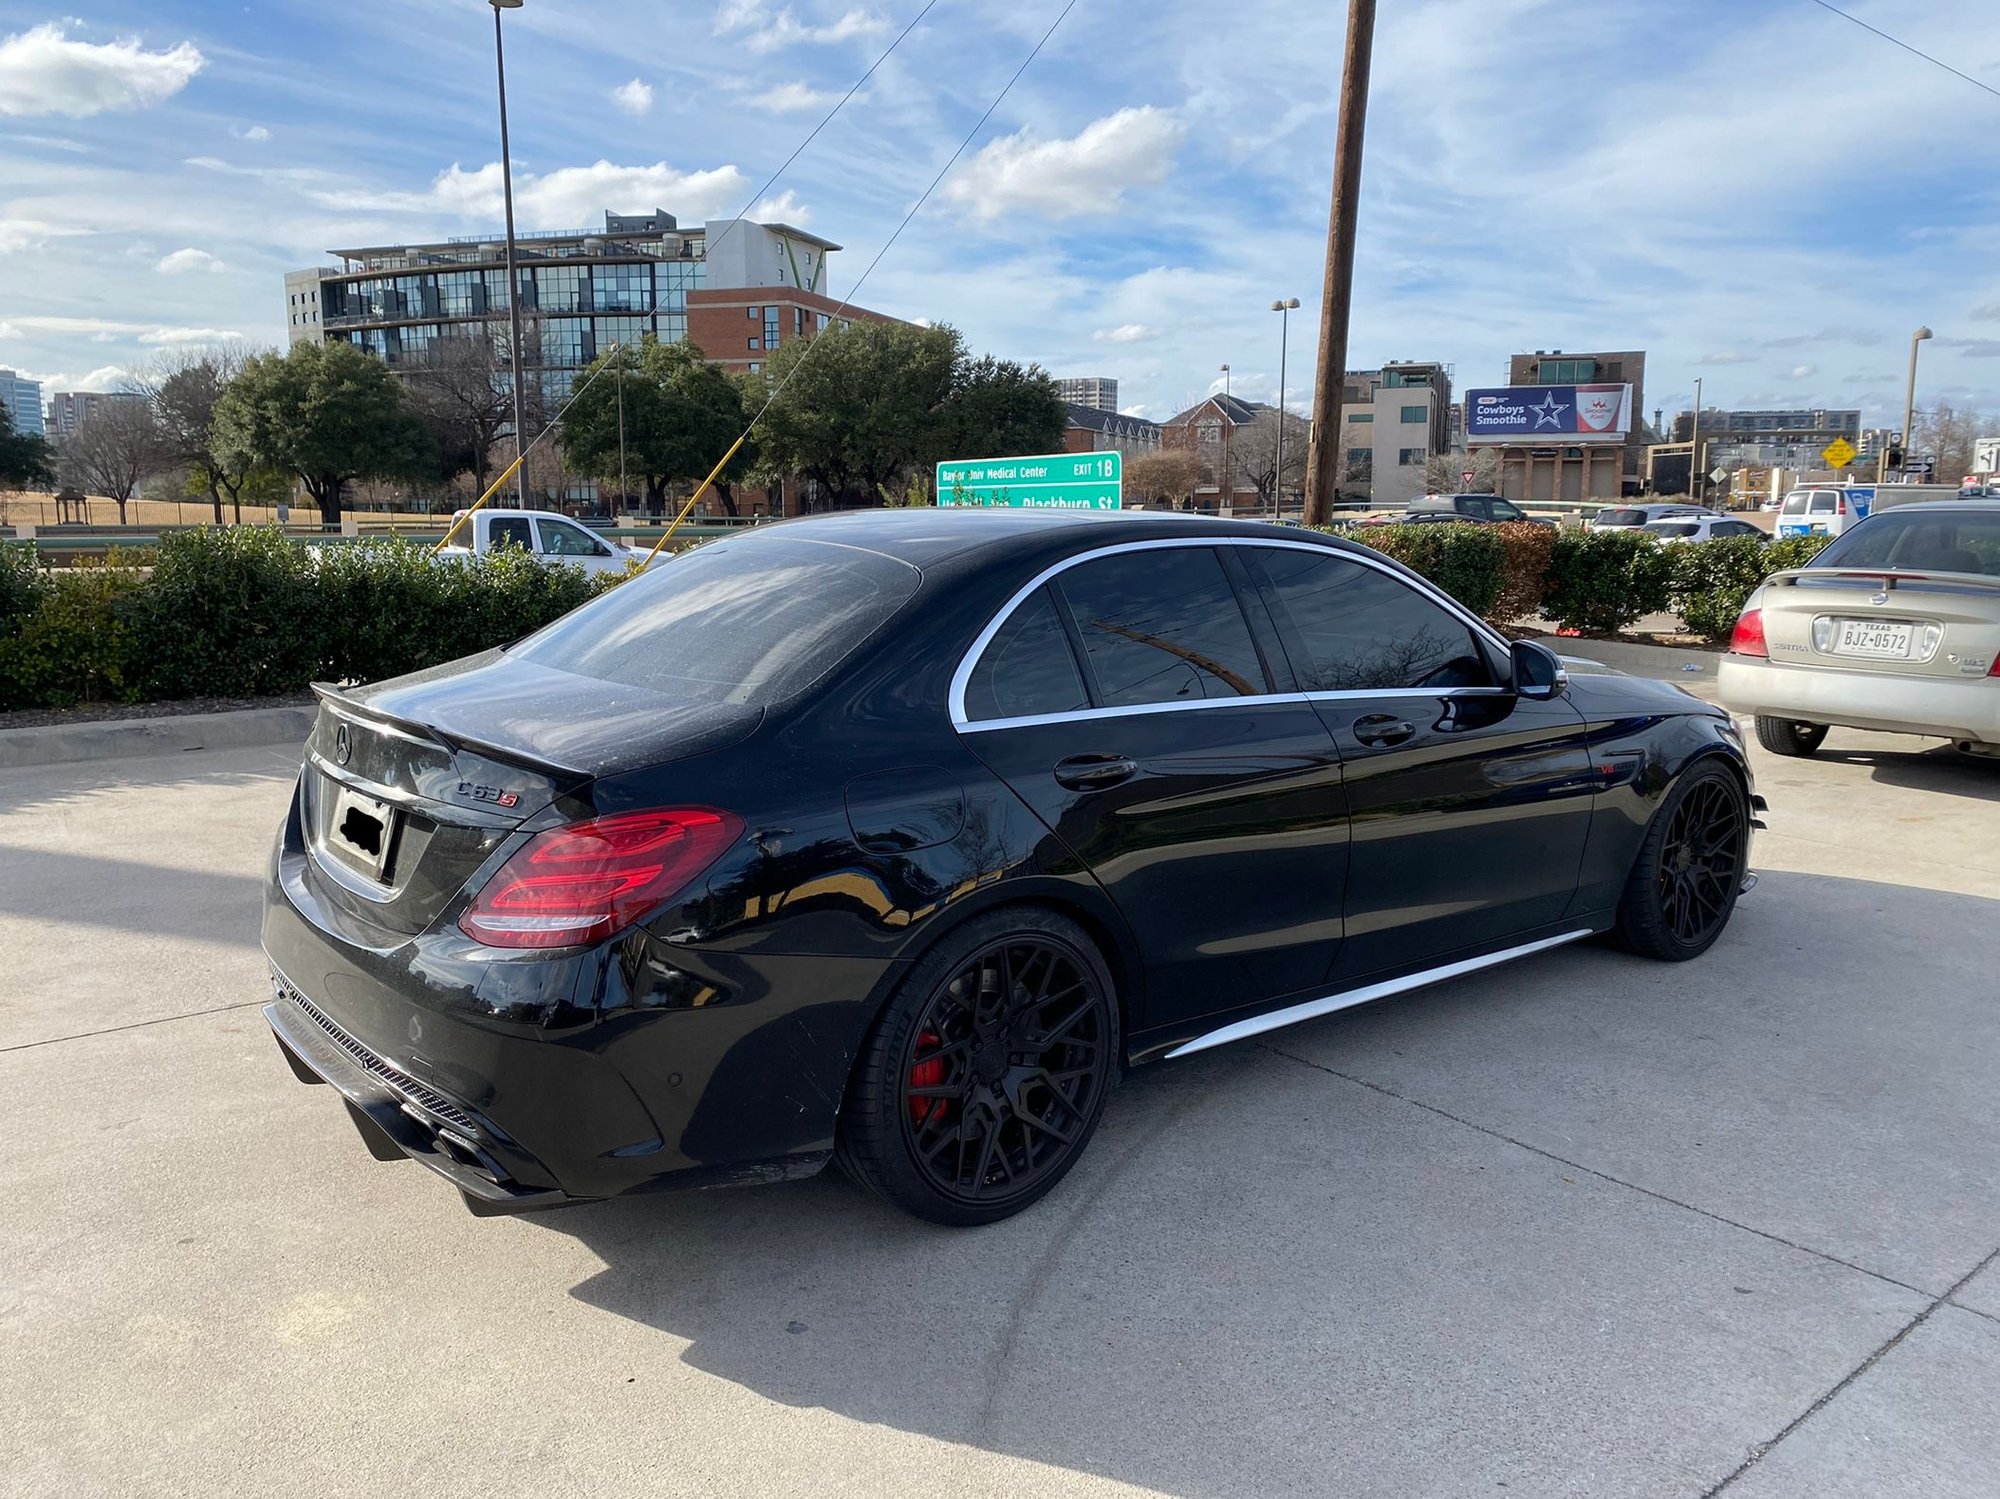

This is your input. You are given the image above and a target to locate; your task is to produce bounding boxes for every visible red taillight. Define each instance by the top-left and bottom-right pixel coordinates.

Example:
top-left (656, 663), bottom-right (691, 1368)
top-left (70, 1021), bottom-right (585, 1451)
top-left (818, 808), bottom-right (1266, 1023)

top-left (459, 808), bottom-right (742, 949)
top-left (1729, 607), bottom-right (1767, 657)
top-left (1989, 653), bottom-right (2000, 678)
top-left (1836, 497), bottom-right (1848, 515)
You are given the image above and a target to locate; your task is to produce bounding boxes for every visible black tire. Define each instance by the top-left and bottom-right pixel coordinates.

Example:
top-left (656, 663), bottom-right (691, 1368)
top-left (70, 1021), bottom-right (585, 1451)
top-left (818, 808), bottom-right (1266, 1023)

top-left (1615, 761), bottom-right (1750, 962)
top-left (836, 907), bottom-right (1119, 1226)
top-left (1754, 715), bottom-right (1828, 757)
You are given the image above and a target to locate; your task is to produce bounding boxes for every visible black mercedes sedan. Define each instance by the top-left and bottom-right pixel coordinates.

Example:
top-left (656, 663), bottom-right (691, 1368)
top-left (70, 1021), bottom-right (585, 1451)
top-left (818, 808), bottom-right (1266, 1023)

top-left (263, 509), bottom-right (1757, 1225)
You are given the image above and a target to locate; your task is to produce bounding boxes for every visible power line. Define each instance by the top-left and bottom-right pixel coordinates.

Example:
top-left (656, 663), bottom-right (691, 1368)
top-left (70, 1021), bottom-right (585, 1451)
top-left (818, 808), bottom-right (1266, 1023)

top-left (1806, 0), bottom-right (2000, 102)
top-left (704, 0), bottom-right (945, 260)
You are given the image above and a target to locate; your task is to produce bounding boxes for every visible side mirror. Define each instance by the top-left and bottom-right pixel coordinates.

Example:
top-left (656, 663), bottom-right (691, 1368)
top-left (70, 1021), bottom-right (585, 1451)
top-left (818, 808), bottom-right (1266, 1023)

top-left (1510, 639), bottom-right (1568, 700)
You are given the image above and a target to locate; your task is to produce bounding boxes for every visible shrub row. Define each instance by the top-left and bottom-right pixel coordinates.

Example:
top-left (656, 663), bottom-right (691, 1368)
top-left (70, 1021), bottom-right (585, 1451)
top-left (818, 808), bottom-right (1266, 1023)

top-left (1344, 522), bottom-right (1834, 640)
top-left (0, 529), bottom-right (616, 711)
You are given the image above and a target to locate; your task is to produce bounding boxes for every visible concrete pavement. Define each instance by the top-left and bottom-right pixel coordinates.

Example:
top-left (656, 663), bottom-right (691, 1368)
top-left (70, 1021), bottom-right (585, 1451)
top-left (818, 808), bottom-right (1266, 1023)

top-left (2, 704), bottom-right (1996, 1496)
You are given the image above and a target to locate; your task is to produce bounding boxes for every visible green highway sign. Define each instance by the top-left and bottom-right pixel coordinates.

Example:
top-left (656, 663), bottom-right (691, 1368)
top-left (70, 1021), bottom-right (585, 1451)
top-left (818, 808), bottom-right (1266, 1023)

top-left (936, 451), bottom-right (1122, 509)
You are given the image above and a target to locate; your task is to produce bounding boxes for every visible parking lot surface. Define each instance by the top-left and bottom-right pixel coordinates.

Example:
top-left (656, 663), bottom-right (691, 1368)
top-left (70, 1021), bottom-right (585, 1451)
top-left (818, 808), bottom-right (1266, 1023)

top-left (3, 672), bottom-right (1997, 1497)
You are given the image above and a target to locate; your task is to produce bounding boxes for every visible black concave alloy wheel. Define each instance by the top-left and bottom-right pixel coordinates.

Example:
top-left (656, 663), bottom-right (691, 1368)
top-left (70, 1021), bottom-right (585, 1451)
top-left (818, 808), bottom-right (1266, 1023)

top-left (899, 937), bottom-right (1110, 1206)
top-left (1653, 775), bottom-right (1746, 947)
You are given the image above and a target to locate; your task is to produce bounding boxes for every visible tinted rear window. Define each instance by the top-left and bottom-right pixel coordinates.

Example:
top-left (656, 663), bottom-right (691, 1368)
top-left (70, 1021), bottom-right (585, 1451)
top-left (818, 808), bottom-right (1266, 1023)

top-left (509, 535), bottom-right (920, 704)
top-left (1599, 510), bottom-right (1644, 526)
top-left (1781, 493), bottom-right (1809, 515)
top-left (1645, 522), bottom-right (1700, 538)
top-left (1811, 513), bottom-right (2000, 577)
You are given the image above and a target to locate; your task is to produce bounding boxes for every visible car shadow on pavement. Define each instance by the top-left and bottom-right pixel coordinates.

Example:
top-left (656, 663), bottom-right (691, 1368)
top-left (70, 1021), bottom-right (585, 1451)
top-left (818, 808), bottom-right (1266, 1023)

top-left (1818, 742), bottom-right (2000, 802)
top-left (526, 871), bottom-right (2000, 1497)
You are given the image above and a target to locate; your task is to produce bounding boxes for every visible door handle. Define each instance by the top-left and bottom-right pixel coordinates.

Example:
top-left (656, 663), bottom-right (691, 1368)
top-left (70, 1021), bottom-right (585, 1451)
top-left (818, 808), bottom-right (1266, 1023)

top-left (1352, 713), bottom-right (1416, 747)
top-left (1052, 754), bottom-right (1137, 791)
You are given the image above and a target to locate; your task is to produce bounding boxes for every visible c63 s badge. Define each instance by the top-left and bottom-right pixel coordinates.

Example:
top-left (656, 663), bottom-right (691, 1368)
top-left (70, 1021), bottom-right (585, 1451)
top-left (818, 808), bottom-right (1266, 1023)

top-left (455, 781), bottom-right (520, 808)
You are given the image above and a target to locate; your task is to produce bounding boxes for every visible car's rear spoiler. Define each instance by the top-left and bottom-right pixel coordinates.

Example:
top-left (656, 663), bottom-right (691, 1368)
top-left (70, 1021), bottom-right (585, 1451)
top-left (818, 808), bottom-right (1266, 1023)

top-left (1764, 568), bottom-right (2000, 598)
top-left (309, 682), bottom-right (592, 782)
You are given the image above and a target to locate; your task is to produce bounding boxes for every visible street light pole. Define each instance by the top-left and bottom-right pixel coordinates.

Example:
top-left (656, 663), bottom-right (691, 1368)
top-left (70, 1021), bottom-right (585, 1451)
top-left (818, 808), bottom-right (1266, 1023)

top-left (1272, 297), bottom-right (1299, 516)
top-left (491, 0), bottom-right (530, 511)
top-left (1899, 325), bottom-right (1933, 482)
top-left (1689, 376), bottom-right (1703, 505)
top-left (1218, 363), bottom-right (1232, 511)
top-left (615, 345), bottom-right (627, 514)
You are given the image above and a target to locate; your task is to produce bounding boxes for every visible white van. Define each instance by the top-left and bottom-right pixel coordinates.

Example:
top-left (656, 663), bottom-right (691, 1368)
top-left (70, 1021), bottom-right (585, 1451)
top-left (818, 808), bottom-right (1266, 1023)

top-left (1775, 488), bottom-right (1855, 537)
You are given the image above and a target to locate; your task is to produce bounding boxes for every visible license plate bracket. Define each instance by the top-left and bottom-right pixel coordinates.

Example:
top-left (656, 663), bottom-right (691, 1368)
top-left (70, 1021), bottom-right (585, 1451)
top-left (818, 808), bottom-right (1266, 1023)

top-left (1832, 619), bottom-right (1914, 660)
top-left (327, 783), bottom-right (400, 881)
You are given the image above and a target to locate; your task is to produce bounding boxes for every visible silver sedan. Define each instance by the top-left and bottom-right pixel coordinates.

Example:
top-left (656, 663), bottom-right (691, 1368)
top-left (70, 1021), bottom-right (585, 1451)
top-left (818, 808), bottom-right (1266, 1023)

top-left (1717, 500), bottom-right (2000, 758)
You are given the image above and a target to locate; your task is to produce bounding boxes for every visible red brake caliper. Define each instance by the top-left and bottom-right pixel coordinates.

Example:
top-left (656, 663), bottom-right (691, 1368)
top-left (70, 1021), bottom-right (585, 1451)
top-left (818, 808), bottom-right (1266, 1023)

top-left (909, 1029), bottom-right (945, 1126)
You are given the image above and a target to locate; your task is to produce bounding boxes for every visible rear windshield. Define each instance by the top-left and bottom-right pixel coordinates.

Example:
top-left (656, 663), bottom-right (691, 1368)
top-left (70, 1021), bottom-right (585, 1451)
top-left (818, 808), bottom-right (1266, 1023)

top-left (1599, 509), bottom-right (1644, 526)
top-left (1781, 492), bottom-right (1810, 515)
top-left (1809, 494), bottom-right (1838, 514)
top-left (1644, 521), bottom-right (1700, 538)
top-left (1810, 512), bottom-right (2000, 577)
top-left (509, 534), bottom-right (921, 704)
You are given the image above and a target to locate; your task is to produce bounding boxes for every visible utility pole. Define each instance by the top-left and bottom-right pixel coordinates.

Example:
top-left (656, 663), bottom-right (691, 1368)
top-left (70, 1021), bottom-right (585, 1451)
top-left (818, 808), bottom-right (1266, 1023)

top-left (490, 0), bottom-right (530, 510)
top-left (615, 344), bottom-right (627, 515)
top-left (1302, 0), bottom-right (1377, 528)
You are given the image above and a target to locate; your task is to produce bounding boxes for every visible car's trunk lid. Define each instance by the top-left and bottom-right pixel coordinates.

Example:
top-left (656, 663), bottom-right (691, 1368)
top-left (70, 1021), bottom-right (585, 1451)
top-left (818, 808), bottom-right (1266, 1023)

top-left (1759, 568), bottom-right (2000, 681)
top-left (301, 651), bottom-right (763, 938)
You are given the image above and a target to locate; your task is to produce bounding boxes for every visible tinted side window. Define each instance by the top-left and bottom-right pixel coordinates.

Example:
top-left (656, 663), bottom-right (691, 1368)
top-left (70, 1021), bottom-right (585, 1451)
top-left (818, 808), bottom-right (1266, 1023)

top-left (539, 520), bottom-right (608, 556)
top-left (489, 516), bottom-right (533, 550)
top-left (1056, 548), bottom-right (1267, 707)
top-left (1490, 499), bottom-right (1525, 522)
top-left (963, 587), bottom-right (1089, 722)
top-left (1252, 548), bottom-right (1494, 691)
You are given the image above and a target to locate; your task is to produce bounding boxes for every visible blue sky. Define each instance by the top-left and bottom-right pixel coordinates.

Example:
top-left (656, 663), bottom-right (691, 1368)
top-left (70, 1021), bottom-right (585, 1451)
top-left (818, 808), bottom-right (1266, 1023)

top-left (3, 0), bottom-right (1999, 429)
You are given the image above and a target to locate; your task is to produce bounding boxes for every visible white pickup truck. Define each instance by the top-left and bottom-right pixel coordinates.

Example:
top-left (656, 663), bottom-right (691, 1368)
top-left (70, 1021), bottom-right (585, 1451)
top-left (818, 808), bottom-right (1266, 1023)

top-left (436, 509), bottom-right (653, 577)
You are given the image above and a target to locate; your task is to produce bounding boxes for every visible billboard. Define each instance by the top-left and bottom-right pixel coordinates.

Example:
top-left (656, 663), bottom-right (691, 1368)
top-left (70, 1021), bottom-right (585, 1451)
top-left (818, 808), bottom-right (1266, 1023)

top-left (1466, 384), bottom-right (1633, 441)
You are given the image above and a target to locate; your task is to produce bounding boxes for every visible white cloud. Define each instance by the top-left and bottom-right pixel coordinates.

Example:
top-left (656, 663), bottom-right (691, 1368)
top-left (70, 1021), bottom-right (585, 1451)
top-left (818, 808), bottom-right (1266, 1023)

top-left (611, 79), bottom-right (653, 116)
top-left (1971, 302), bottom-right (2000, 322)
top-left (1698, 351), bottom-right (1755, 366)
top-left (1094, 323), bottom-right (1161, 344)
top-left (0, 22), bottom-right (204, 118)
top-left (0, 218), bottom-right (87, 254)
top-left (0, 314), bottom-right (239, 344)
top-left (230, 122), bottom-right (271, 142)
top-left (156, 247), bottom-right (226, 275)
top-left (944, 107), bottom-right (1184, 222)
top-left (1786, 363), bottom-right (1817, 380)
top-left (138, 326), bottom-right (245, 345)
top-left (715, 2), bottom-right (890, 54)
top-left (427, 159), bottom-right (753, 230)
top-left (760, 80), bottom-right (846, 112)
top-left (751, 189), bottom-right (809, 224)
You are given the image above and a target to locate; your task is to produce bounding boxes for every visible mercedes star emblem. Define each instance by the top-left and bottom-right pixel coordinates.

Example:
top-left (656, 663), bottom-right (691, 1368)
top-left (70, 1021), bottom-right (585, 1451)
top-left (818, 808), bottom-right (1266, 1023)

top-left (334, 722), bottom-right (351, 765)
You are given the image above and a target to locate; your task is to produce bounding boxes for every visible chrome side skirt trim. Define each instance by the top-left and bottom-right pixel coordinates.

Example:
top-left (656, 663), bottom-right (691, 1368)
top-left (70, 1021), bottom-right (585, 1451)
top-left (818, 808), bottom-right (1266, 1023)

top-left (1164, 929), bottom-right (1596, 1059)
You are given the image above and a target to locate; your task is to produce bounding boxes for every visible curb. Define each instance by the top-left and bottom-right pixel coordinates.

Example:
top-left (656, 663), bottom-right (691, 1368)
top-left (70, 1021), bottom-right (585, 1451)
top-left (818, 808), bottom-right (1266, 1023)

top-left (0, 705), bottom-right (315, 770)
top-left (1531, 634), bottom-right (1720, 682)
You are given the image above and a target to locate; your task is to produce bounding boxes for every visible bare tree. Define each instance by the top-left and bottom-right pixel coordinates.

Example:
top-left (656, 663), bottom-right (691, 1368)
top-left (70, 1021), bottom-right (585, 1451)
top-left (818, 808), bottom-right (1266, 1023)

top-left (405, 329), bottom-right (513, 498)
top-left (1233, 409), bottom-right (1314, 511)
top-left (60, 400), bottom-right (165, 525)
top-left (1125, 449), bottom-right (1208, 509)
top-left (1424, 448), bottom-right (1500, 494)
top-left (1911, 399), bottom-right (1984, 484)
top-left (142, 343), bottom-right (257, 524)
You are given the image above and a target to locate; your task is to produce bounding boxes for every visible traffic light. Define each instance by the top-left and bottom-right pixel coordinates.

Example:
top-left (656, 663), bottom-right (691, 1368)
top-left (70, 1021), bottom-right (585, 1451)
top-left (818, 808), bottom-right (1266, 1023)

top-left (1887, 445), bottom-right (1904, 468)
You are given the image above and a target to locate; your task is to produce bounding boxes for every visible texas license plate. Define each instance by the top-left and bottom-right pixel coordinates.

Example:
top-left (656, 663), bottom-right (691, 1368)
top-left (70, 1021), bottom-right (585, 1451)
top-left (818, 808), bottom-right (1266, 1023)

top-left (1833, 619), bottom-right (1913, 659)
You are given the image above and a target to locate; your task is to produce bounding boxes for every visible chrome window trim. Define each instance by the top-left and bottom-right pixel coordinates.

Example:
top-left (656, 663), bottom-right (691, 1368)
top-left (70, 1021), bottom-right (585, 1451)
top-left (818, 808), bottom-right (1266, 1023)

top-left (948, 535), bottom-right (1512, 731)
top-left (1166, 928), bottom-right (1594, 1058)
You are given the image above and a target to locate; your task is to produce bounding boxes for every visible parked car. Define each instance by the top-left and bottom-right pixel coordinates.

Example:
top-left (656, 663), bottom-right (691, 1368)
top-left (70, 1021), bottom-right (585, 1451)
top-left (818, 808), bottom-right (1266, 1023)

top-left (1640, 516), bottom-right (1766, 543)
top-left (437, 508), bottom-right (653, 576)
top-left (1590, 502), bottom-right (1712, 533)
top-left (1718, 499), bottom-right (2000, 758)
top-left (265, 509), bottom-right (1758, 1225)
top-left (1400, 492), bottom-right (1556, 526)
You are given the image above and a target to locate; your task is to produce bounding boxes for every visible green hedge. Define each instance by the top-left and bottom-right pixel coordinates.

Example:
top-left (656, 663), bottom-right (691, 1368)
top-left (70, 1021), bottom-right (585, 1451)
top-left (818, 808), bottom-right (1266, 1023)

top-left (1336, 520), bottom-right (1838, 641)
top-left (0, 529), bottom-right (617, 711)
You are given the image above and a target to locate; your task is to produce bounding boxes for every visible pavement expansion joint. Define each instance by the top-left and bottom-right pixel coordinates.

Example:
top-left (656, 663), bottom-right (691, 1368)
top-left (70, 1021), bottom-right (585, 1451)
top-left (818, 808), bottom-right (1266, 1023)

top-left (1256, 1042), bottom-right (1934, 1300)
top-left (1697, 1242), bottom-right (2000, 1496)
top-left (0, 998), bottom-right (270, 1055)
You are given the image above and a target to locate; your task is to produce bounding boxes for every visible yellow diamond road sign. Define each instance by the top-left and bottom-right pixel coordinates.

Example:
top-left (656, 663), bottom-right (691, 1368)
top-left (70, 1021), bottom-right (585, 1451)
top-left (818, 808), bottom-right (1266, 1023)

top-left (1822, 437), bottom-right (1857, 470)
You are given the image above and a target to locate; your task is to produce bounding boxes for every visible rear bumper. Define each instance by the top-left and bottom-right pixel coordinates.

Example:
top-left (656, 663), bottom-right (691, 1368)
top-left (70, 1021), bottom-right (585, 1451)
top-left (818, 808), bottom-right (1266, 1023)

top-left (266, 980), bottom-right (576, 1215)
top-left (1718, 655), bottom-right (2000, 744)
